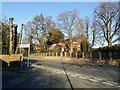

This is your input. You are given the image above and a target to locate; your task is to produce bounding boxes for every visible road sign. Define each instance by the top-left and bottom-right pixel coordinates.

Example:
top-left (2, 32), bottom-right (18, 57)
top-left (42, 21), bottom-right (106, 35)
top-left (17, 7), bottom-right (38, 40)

top-left (19, 44), bottom-right (30, 48)
top-left (19, 43), bottom-right (30, 69)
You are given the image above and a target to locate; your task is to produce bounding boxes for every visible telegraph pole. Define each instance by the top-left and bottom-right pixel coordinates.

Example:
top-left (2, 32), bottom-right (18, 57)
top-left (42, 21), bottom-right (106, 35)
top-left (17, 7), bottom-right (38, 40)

top-left (9, 17), bottom-right (14, 55)
top-left (13, 24), bottom-right (18, 54)
top-left (15, 24), bottom-right (23, 54)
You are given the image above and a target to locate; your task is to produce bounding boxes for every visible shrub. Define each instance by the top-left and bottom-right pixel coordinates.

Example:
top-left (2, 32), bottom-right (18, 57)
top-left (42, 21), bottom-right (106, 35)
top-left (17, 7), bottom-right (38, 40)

top-left (81, 39), bottom-right (89, 53)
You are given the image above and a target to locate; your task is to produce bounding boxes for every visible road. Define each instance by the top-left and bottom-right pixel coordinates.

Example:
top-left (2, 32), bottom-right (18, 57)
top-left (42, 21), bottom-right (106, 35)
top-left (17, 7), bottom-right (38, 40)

top-left (2, 58), bottom-right (120, 89)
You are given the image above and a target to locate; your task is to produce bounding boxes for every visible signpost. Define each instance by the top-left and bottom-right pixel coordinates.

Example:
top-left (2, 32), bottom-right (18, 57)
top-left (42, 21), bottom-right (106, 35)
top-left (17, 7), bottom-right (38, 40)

top-left (19, 44), bottom-right (30, 69)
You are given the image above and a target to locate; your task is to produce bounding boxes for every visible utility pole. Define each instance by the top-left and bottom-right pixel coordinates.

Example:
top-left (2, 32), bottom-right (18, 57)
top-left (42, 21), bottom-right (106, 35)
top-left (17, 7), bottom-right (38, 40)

top-left (13, 24), bottom-right (18, 54)
top-left (15, 24), bottom-right (24, 54)
top-left (9, 17), bottom-right (14, 55)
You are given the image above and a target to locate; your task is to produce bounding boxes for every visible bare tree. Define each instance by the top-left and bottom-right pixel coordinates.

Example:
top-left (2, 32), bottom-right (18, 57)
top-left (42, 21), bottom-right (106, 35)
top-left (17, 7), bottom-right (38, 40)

top-left (94, 2), bottom-right (120, 47)
top-left (57, 9), bottom-right (79, 54)
top-left (90, 18), bottom-right (97, 48)
top-left (24, 14), bottom-right (55, 49)
top-left (75, 18), bottom-right (85, 38)
top-left (84, 16), bottom-right (90, 39)
top-left (97, 36), bottom-right (106, 48)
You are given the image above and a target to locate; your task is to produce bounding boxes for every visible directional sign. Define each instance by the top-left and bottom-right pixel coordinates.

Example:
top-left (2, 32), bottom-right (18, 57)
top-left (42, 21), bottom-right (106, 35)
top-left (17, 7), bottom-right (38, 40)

top-left (19, 43), bottom-right (30, 68)
top-left (19, 44), bottom-right (30, 48)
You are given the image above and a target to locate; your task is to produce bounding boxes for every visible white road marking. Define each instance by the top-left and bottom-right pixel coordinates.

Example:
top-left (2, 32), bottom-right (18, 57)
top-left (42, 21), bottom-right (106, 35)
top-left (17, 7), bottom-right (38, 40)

top-left (47, 74), bottom-right (51, 76)
top-left (106, 81), bottom-right (118, 85)
top-left (74, 74), bottom-right (81, 77)
top-left (63, 72), bottom-right (66, 74)
top-left (92, 69), bottom-right (98, 71)
top-left (31, 64), bottom-right (37, 67)
top-left (37, 65), bottom-right (40, 67)
top-left (67, 72), bottom-right (71, 75)
top-left (79, 76), bottom-right (88, 80)
top-left (55, 71), bottom-right (61, 73)
top-left (72, 65), bottom-right (79, 68)
top-left (94, 78), bottom-right (104, 81)
top-left (31, 63), bottom-right (118, 87)
top-left (70, 74), bottom-right (78, 77)
top-left (56, 70), bottom-right (60, 72)
top-left (89, 78), bottom-right (98, 82)
top-left (102, 82), bottom-right (114, 86)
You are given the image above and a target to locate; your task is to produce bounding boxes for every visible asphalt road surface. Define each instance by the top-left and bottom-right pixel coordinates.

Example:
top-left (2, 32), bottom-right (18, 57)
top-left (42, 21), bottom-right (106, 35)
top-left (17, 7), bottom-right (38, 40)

top-left (2, 58), bottom-right (120, 89)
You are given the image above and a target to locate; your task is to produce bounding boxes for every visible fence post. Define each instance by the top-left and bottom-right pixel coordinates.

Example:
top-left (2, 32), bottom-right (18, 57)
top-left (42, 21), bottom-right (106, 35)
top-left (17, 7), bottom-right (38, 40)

top-left (55, 52), bottom-right (57, 57)
top-left (48, 52), bottom-right (50, 56)
top-left (109, 52), bottom-right (112, 60)
top-left (52, 52), bottom-right (54, 57)
top-left (82, 52), bottom-right (84, 59)
top-left (47, 52), bottom-right (48, 56)
top-left (45, 52), bottom-right (47, 56)
top-left (65, 52), bottom-right (67, 57)
top-left (98, 52), bottom-right (101, 60)
top-left (61, 52), bottom-right (62, 57)
top-left (90, 52), bottom-right (92, 62)
top-left (70, 52), bottom-right (72, 58)
top-left (76, 52), bottom-right (78, 58)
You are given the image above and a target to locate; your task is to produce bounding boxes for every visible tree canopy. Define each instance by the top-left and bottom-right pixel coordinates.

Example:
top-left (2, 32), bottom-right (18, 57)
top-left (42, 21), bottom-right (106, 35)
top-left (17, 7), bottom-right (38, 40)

top-left (46, 28), bottom-right (64, 45)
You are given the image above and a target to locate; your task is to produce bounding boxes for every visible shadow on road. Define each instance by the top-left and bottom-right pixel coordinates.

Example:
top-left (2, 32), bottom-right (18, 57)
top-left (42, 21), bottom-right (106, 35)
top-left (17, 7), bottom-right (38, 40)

top-left (2, 59), bottom-right (69, 89)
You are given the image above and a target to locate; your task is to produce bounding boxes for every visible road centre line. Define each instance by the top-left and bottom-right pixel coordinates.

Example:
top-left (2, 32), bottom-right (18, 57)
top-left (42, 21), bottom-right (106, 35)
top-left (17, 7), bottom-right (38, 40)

top-left (79, 76), bottom-right (88, 80)
top-left (102, 82), bottom-right (114, 86)
top-left (88, 78), bottom-right (98, 82)
top-left (31, 63), bottom-right (118, 86)
top-left (70, 74), bottom-right (78, 77)
top-left (94, 78), bottom-right (105, 81)
top-left (106, 81), bottom-right (118, 85)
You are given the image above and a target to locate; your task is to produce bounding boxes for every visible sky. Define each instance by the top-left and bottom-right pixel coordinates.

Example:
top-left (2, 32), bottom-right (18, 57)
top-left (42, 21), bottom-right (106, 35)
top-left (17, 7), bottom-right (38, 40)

top-left (2, 2), bottom-right (101, 47)
top-left (2, 2), bottom-right (99, 31)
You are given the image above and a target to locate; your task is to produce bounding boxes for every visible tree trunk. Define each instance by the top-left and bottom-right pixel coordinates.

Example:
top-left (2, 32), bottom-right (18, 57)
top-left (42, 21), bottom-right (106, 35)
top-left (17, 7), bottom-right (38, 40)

top-left (90, 52), bottom-right (92, 62)
top-left (98, 51), bottom-right (101, 60)
top-left (69, 37), bottom-right (73, 57)
top-left (108, 39), bottom-right (112, 47)
top-left (108, 39), bottom-right (112, 62)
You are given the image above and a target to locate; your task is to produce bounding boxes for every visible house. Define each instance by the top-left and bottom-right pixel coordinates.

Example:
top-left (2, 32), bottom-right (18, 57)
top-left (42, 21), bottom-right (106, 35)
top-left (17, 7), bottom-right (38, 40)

top-left (48, 43), bottom-right (65, 51)
top-left (48, 37), bottom-right (84, 52)
top-left (33, 44), bottom-right (41, 51)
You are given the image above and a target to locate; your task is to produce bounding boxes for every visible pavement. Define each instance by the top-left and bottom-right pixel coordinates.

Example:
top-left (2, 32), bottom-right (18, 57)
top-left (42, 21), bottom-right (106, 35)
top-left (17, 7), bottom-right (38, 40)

top-left (2, 58), bottom-right (120, 89)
